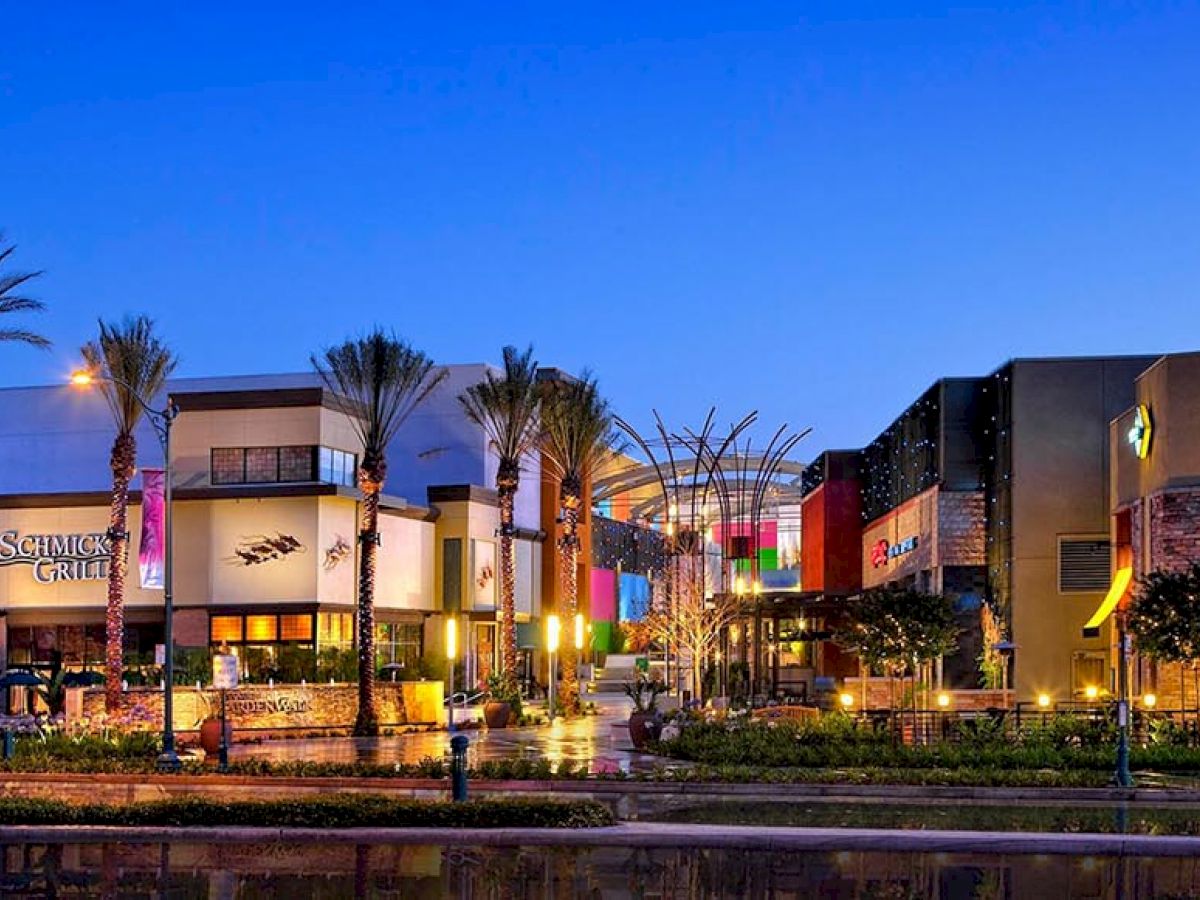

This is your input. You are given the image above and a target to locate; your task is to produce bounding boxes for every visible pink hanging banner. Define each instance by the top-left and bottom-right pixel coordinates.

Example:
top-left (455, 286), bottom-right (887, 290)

top-left (139, 468), bottom-right (165, 590)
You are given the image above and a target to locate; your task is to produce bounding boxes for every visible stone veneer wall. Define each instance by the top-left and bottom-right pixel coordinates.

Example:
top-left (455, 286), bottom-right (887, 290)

top-left (78, 681), bottom-right (444, 733)
top-left (842, 677), bottom-right (1009, 711)
top-left (1132, 488), bottom-right (1200, 711)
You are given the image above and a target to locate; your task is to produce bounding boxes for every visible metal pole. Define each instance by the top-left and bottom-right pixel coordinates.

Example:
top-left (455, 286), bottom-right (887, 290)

top-left (1115, 610), bottom-right (1133, 788)
top-left (218, 688), bottom-right (229, 773)
top-left (157, 401), bottom-right (180, 772)
top-left (448, 654), bottom-right (456, 732)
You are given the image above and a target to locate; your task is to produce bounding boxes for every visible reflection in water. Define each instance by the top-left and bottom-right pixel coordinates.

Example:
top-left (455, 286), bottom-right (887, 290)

top-left (2, 842), bottom-right (1199, 898)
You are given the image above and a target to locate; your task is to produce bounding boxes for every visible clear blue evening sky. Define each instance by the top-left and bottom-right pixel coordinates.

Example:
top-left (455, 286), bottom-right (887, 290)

top-left (2, 3), bottom-right (1199, 456)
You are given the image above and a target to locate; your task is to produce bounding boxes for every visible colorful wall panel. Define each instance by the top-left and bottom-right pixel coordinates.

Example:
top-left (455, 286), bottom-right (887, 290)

top-left (618, 572), bottom-right (651, 621)
top-left (590, 567), bottom-right (617, 622)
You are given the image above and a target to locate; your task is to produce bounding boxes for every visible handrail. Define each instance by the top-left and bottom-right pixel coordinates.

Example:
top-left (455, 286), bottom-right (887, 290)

top-left (443, 690), bottom-right (486, 706)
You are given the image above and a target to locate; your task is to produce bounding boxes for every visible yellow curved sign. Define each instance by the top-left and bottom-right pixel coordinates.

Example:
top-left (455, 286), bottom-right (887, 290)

top-left (1082, 566), bottom-right (1133, 638)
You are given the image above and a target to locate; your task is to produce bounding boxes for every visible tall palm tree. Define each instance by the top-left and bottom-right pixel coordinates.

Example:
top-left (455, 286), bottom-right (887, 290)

top-left (81, 317), bottom-right (177, 712)
top-left (458, 346), bottom-right (541, 687)
top-left (0, 237), bottom-right (50, 348)
top-left (539, 373), bottom-right (621, 711)
top-left (313, 330), bottom-right (446, 736)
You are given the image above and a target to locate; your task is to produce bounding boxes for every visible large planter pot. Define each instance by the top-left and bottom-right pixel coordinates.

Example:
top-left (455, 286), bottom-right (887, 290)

top-left (483, 701), bottom-right (512, 729)
top-left (628, 711), bottom-right (656, 749)
top-left (199, 717), bottom-right (233, 755)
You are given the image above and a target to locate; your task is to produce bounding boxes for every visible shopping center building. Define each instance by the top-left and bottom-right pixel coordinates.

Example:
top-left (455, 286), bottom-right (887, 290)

top-left (1108, 351), bottom-right (1200, 710)
top-left (801, 355), bottom-right (1156, 703)
top-left (0, 366), bottom-right (554, 696)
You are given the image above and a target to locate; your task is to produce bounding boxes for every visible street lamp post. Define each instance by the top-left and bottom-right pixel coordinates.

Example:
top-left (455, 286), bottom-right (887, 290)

top-left (71, 371), bottom-right (180, 772)
top-left (546, 614), bottom-right (561, 720)
top-left (1115, 608), bottom-right (1133, 788)
top-left (445, 617), bottom-right (458, 731)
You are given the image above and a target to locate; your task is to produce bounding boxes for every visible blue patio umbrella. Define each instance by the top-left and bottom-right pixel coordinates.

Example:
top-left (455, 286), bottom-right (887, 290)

top-left (0, 670), bottom-right (42, 688)
top-left (62, 671), bottom-right (104, 688)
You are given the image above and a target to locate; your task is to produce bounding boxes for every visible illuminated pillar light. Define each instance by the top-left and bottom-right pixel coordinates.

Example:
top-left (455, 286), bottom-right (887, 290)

top-left (574, 613), bottom-right (585, 651)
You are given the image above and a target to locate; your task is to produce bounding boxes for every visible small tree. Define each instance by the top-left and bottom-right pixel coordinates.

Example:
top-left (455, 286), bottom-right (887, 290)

top-left (642, 569), bottom-right (743, 703)
top-left (1129, 563), bottom-right (1200, 712)
top-left (834, 587), bottom-right (959, 710)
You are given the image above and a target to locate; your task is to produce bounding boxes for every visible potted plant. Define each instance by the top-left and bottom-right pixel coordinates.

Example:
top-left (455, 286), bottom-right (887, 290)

top-left (484, 673), bottom-right (521, 729)
top-left (623, 674), bottom-right (668, 749)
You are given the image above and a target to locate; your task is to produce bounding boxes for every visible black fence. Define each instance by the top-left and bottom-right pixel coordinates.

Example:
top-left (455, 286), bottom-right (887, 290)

top-left (846, 704), bottom-right (1200, 748)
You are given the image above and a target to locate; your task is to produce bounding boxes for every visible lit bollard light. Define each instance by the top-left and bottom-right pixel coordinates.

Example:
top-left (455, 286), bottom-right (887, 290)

top-left (450, 734), bottom-right (469, 802)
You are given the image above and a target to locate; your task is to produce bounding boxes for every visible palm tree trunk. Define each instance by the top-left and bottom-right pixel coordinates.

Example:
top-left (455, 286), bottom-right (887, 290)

top-left (105, 432), bottom-right (136, 713)
top-left (558, 491), bottom-right (581, 711)
top-left (498, 482), bottom-right (519, 684)
top-left (355, 471), bottom-right (382, 736)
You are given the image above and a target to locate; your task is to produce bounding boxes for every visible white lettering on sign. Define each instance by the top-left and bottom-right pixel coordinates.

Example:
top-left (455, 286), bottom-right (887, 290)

top-left (0, 529), bottom-right (110, 583)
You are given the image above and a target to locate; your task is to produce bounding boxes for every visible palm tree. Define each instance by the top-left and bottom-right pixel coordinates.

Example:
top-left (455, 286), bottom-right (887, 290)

top-left (81, 317), bottom-right (177, 712)
top-left (313, 330), bottom-right (446, 735)
top-left (458, 346), bottom-right (542, 688)
top-left (0, 236), bottom-right (50, 348)
top-left (539, 373), bottom-right (621, 711)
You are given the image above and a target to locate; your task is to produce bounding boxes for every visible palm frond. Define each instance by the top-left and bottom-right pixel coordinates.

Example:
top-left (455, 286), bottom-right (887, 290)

top-left (80, 316), bottom-right (178, 434)
top-left (312, 329), bottom-right (447, 468)
top-left (539, 371), bottom-right (625, 487)
top-left (0, 237), bottom-right (48, 349)
top-left (458, 345), bottom-right (542, 476)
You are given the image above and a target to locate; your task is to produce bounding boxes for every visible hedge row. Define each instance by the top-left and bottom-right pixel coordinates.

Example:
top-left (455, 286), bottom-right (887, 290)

top-left (0, 795), bottom-right (615, 829)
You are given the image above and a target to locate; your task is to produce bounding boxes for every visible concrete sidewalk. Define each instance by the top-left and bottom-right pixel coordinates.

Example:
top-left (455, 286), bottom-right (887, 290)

top-left (5, 822), bottom-right (1200, 857)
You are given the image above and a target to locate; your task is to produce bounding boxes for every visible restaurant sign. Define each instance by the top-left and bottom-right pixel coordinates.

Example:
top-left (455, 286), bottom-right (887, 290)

top-left (870, 535), bottom-right (920, 568)
top-left (0, 530), bottom-right (110, 583)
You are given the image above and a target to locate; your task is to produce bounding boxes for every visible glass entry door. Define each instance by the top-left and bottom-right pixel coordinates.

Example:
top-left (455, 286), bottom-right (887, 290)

top-left (468, 622), bottom-right (497, 692)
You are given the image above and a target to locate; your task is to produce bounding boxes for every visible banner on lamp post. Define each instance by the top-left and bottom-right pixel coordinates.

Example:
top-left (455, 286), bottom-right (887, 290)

top-left (139, 468), bottom-right (165, 590)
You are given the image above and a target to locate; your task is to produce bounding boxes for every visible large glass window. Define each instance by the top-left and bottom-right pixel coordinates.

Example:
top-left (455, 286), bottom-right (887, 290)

top-left (318, 447), bottom-right (357, 487)
top-left (376, 622), bottom-right (423, 674)
top-left (210, 446), bottom-right (356, 487)
top-left (318, 612), bottom-right (355, 648)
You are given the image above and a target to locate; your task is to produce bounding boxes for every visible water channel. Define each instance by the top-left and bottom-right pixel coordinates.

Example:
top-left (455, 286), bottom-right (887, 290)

top-left (1, 842), bottom-right (1198, 898)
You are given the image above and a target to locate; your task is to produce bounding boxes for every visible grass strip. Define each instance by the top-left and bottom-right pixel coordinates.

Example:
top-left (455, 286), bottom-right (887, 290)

top-left (0, 795), bottom-right (615, 829)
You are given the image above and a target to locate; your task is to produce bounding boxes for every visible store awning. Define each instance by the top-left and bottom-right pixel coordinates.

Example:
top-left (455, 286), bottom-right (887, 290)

top-left (1082, 567), bottom-right (1133, 638)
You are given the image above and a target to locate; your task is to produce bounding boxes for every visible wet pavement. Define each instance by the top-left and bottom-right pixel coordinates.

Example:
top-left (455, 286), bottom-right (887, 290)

top-left (227, 692), bottom-right (666, 773)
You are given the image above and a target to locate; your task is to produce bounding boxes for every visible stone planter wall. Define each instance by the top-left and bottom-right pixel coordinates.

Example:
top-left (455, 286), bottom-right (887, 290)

top-left (79, 681), bottom-right (445, 733)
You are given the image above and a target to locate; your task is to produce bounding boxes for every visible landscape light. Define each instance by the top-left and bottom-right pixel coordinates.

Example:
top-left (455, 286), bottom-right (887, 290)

top-left (936, 692), bottom-right (951, 708)
top-left (1143, 693), bottom-right (1157, 708)
top-left (546, 614), bottom-right (561, 654)
top-left (574, 613), bottom-right (585, 651)
top-left (839, 693), bottom-right (854, 709)
top-left (1037, 693), bottom-right (1051, 708)
top-left (1085, 685), bottom-right (1099, 700)
top-left (445, 617), bottom-right (457, 660)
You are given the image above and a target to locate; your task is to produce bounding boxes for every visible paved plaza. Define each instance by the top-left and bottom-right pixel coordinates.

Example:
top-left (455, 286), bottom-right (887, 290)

top-left (228, 692), bottom-right (666, 773)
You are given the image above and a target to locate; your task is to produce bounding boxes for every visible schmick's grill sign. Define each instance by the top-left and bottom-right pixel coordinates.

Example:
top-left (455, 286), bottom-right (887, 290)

top-left (0, 530), bottom-right (110, 583)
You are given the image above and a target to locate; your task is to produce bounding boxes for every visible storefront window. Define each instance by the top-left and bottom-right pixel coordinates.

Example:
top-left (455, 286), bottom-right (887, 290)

top-left (318, 612), bottom-right (354, 648)
top-left (280, 614), bottom-right (314, 641)
top-left (210, 616), bottom-right (243, 643)
top-left (376, 623), bottom-right (423, 673)
top-left (244, 614), bottom-right (278, 642)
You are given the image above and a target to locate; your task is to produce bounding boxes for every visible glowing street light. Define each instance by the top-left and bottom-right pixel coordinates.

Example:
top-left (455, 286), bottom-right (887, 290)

top-left (445, 617), bottom-right (458, 730)
top-left (546, 614), bottom-right (561, 719)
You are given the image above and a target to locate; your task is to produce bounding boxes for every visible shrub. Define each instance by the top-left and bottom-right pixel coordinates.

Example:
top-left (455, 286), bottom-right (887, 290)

top-left (0, 795), bottom-right (614, 829)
